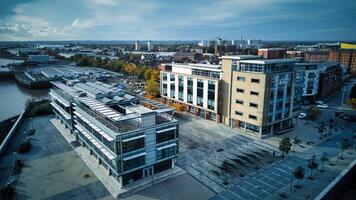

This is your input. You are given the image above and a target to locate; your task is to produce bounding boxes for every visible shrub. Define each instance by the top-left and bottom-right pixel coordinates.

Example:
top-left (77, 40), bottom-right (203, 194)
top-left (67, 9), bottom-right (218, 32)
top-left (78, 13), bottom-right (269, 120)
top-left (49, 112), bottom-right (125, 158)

top-left (0, 184), bottom-right (14, 200)
top-left (18, 141), bottom-right (31, 154)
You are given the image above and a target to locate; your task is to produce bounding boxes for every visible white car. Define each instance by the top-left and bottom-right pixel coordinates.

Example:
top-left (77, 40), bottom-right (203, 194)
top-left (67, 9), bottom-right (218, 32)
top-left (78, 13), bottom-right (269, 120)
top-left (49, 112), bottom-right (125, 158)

top-left (317, 104), bottom-right (328, 109)
top-left (315, 100), bottom-right (324, 105)
top-left (298, 113), bottom-right (307, 119)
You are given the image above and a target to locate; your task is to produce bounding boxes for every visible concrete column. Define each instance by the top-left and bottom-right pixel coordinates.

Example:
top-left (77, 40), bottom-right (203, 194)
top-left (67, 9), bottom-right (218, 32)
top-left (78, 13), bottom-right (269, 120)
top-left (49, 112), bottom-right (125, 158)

top-left (172, 158), bottom-right (175, 168)
top-left (118, 176), bottom-right (123, 189)
top-left (259, 127), bottom-right (262, 139)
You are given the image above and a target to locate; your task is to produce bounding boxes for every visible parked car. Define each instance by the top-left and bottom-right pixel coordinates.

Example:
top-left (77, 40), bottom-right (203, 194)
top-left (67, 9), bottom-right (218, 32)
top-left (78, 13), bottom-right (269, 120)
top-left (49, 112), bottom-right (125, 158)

top-left (298, 112), bottom-right (307, 119)
top-left (317, 104), bottom-right (328, 109)
top-left (315, 100), bottom-right (324, 105)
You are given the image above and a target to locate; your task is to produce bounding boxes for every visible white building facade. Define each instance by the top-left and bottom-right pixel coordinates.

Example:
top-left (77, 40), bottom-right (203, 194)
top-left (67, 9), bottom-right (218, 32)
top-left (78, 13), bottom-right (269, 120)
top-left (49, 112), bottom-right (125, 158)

top-left (160, 63), bottom-right (221, 121)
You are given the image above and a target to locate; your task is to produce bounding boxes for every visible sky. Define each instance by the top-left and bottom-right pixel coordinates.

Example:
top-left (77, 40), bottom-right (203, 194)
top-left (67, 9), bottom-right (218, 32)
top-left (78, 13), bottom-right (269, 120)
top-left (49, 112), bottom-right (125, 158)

top-left (0, 0), bottom-right (356, 41)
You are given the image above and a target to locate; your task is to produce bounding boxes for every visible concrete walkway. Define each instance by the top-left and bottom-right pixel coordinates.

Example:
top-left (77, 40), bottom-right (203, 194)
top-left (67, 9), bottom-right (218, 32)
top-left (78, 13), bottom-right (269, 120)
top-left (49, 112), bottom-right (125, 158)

top-left (210, 130), bottom-right (356, 200)
top-left (51, 118), bottom-right (184, 199)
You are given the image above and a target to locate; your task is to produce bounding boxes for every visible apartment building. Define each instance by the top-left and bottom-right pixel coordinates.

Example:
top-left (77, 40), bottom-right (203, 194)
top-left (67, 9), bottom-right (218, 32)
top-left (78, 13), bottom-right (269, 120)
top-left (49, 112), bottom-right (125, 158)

top-left (220, 56), bottom-right (298, 138)
top-left (258, 48), bottom-right (286, 59)
top-left (50, 81), bottom-right (179, 188)
top-left (295, 62), bottom-right (342, 102)
top-left (160, 63), bottom-right (221, 121)
top-left (328, 49), bottom-right (356, 74)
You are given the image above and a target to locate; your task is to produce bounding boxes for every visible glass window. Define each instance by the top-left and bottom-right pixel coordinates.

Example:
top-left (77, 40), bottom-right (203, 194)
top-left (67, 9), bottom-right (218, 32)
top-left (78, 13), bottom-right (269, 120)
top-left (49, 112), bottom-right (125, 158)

top-left (237, 76), bottom-right (245, 82)
top-left (249, 115), bottom-right (257, 120)
top-left (236, 88), bottom-right (244, 93)
top-left (156, 130), bottom-right (175, 144)
top-left (250, 91), bottom-right (259, 96)
top-left (235, 111), bottom-right (243, 116)
top-left (236, 99), bottom-right (244, 104)
top-left (251, 78), bottom-right (260, 83)
top-left (156, 146), bottom-right (176, 160)
top-left (249, 103), bottom-right (258, 108)
top-left (122, 137), bottom-right (145, 153)
top-left (123, 155), bottom-right (145, 171)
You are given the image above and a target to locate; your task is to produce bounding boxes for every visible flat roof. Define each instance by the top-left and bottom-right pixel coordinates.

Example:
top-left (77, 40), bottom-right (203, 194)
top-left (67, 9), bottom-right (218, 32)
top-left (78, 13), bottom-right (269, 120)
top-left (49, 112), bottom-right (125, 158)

top-left (51, 81), bottom-right (76, 93)
top-left (220, 55), bottom-right (260, 60)
top-left (239, 58), bottom-right (297, 64)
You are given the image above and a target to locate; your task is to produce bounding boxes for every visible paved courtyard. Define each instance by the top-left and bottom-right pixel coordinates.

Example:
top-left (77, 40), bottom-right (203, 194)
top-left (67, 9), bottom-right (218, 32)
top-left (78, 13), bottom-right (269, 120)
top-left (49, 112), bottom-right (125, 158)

top-left (0, 115), bottom-right (112, 200)
top-left (177, 114), bottom-right (282, 193)
top-left (211, 130), bottom-right (356, 200)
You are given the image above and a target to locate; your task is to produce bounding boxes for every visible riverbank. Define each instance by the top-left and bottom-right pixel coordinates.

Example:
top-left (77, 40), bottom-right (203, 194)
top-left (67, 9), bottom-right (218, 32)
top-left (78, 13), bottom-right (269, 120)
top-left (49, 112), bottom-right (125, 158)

top-left (0, 116), bottom-right (19, 144)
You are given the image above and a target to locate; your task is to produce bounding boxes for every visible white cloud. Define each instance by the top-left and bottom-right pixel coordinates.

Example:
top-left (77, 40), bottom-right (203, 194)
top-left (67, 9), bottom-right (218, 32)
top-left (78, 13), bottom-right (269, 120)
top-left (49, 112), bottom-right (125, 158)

top-left (71, 18), bottom-right (94, 29)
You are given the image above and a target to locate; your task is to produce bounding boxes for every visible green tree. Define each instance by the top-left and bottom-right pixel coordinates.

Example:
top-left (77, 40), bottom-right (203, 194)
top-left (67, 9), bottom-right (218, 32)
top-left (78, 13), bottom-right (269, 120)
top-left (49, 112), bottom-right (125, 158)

top-left (339, 138), bottom-right (350, 159)
top-left (320, 153), bottom-right (329, 172)
top-left (307, 106), bottom-right (321, 122)
top-left (279, 137), bottom-right (292, 158)
top-left (307, 155), bottom-right (318, 179)
top-left (346, 98), bottom-right (356, 109)
top-left (145, 78), bottom-right (160, 98)
top-left (293, 166), bottom-right (305, 188)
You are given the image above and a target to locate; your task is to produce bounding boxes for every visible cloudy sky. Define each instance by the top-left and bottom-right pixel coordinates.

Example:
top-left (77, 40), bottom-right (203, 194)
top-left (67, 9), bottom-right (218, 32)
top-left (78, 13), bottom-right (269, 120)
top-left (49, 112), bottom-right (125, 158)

top-left (0, 0), bottom-right (355, 41)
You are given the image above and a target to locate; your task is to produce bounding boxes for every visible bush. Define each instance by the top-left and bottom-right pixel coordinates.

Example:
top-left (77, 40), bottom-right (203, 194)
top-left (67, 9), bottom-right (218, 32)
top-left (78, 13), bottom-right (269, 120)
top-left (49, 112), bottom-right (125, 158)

top-left (18, 141), bottom-right (31, 154)
top-left (26, 100), bottom-right (53, 117)
top-left (0, 184), bottom-right (14, 200)
top-left (28, 129), bottom-right (36, 136)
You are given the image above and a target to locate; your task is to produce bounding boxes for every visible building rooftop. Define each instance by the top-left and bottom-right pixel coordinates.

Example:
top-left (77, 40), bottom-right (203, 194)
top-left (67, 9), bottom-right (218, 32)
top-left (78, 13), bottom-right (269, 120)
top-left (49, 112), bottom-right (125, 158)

top-left (220, 55), bottom-right (260, 60)
top-left (240, 58), bottom-right (297, 64)
top-left (164, 63), bottom-right (221, 72)
top-left (51, 81), bottom-right (77, 93)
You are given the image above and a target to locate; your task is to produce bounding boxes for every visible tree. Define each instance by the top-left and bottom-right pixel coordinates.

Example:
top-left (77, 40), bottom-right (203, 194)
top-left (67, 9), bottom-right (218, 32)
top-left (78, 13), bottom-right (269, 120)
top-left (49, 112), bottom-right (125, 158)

top-left (145, 78), bottom-right (160, 98)
top-left (346, 98), bottom-right (356, 109)
top-left (279, 137), bottom-right (292, 158)
top-left (307, 155), bottom-right (318, 179)
top-left (349, 85), bottom-right (356, 99)
top-left (307, 106), bottom-right (321, 122)
top-left (293, 136), bottom-right (301, 153)
top-left (320, 153), bottom-right (329, 172)
top-left (293, 166), bottom-right (305, 188)
top-left (339, 138), bottom-right (350, 159)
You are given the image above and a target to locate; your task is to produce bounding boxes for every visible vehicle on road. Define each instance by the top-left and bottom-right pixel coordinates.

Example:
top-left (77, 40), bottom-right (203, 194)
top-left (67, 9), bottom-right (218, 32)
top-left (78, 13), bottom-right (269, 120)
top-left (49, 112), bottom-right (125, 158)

top-left (335, 112), bottom-right (356, 122)
top-left (315, 100), bottom-right (324, 105)
top-left (317, 104), bottom-right (328, 109)
top-left (298, 112), bottom-right (307, 119)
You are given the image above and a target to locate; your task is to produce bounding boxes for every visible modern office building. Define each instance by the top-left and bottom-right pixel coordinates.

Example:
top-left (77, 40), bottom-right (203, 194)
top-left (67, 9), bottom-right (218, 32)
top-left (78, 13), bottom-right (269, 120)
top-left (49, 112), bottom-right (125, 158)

top-left (220, 56), bottom-right (298, 138)
top-left (50, 81), bottom-right (179, 188)
top-left (160, 63), bottom-right (221, 121)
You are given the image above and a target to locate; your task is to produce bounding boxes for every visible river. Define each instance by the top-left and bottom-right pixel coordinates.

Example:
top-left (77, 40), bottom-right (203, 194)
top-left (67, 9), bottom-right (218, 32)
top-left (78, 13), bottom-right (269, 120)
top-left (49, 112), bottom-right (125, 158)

top-left (0, 81), bottom-right (49, 121)
top-left (0, 58), bottom-right (23, 67)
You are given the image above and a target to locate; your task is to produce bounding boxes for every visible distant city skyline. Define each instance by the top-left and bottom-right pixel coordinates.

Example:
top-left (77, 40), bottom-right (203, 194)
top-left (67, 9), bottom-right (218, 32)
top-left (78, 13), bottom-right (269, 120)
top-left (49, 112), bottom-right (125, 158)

top-left (0, 0), bottom-right (356, 41)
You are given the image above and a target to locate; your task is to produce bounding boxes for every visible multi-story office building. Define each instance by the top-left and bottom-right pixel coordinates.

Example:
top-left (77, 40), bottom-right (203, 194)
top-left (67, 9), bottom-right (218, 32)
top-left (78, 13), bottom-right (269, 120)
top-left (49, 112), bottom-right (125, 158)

top-left (160, 63), bottom-right (221, 121)
top-left (220, 56), bottom-right (298, 138)
top-left (50, 81), bottom-right (179, 188)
